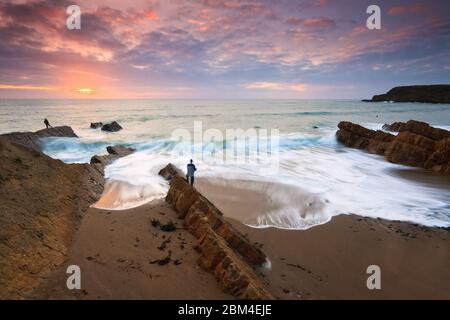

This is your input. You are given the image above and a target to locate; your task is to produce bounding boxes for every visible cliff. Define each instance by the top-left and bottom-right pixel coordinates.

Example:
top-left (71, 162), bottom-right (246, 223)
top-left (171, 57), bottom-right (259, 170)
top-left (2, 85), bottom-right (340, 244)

top-left (159, 164), bottom-right (274, 300)
top-left (0, 126), bottom-right (78, 152)
top-left (0, 129), bottom-right (134, 299)
top-left (364, 85), bottom-right (450, 104)
top-left (336, 120), bottom-right (450, 174)
top-left (0, 137), bottom-right (103, 298)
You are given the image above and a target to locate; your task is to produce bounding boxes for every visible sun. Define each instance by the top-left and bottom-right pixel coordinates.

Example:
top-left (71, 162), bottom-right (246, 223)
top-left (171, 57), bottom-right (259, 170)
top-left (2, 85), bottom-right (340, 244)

top-left (75, 88), bottom-right (95, 95)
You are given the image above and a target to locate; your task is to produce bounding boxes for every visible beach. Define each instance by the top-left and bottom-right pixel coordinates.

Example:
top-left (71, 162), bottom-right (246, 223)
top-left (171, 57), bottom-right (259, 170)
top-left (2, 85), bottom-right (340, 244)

top-left (31, 200), bottom-right (230, 300)
top-left (31, 184), bottom-right (450, 300)
top-left (1, 100), bottom-right (449, 300)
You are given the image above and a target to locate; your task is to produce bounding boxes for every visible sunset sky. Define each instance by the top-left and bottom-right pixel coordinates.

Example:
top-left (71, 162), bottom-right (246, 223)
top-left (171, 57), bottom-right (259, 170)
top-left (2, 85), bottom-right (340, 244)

top-left (0, 0), bottom-right (449, 99)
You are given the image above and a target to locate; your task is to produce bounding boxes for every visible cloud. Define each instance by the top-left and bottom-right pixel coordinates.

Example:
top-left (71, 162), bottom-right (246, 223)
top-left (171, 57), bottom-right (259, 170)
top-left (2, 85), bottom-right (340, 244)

top-left (245, 82), bottom-right (307, 91)
top-left (0, 84), bottom-right (58, 91)
top-left (388, 4), bottom-right (427, 16)
top-left (303, 17), bottom-right (335, 28)
top-left (0, 0), bottom-right (448, 98)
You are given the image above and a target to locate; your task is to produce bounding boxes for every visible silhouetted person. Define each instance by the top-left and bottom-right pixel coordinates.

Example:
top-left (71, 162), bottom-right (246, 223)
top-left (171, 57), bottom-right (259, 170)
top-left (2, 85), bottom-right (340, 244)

top-left (186, 159), bottom-right (197, 186)
top-left (44, 118), bottom-right (52, 129)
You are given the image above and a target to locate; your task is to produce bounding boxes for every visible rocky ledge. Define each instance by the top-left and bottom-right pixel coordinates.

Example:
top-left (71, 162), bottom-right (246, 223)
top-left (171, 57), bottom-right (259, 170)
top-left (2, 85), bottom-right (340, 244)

top-left (0, 126), bottom-right (78, 152)
top-left (159, 164), bottom-right (274, 300)
top-left (90, 145), bottom-right (135, 173)
top-left (336, 120), bottom-right (450, 174)
top-left (363, 85), bottom-right (450, 104)
top-left (0, 127), bottom-right (134, 299)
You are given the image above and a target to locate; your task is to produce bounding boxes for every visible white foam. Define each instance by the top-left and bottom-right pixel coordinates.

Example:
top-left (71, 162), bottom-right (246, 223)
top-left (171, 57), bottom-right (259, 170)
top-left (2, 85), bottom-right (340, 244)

top-left (89, 132), bottom-right (450, 229)
top-left (43, 128), bottom-right (450, 229)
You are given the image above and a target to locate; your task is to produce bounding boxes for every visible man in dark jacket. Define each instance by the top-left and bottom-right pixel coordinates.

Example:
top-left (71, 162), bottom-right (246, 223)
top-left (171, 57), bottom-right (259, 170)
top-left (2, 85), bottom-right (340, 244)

top-left (186, 159), bottom-right (197, 186)
top-left (44, 118), bottom-right (52, 129)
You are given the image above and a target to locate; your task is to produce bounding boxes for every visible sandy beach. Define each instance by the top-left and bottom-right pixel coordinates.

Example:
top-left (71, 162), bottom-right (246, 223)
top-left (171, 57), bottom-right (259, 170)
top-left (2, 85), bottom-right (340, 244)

top-left (31, 176), bottom-right (450, 300)
top-left (31, 199), bottom-right (231, 300)
top-left (197, 176), bottom-right (450, 299)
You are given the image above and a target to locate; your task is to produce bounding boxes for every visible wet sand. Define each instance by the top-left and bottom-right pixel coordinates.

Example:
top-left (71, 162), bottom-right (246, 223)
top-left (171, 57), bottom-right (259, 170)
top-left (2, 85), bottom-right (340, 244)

top-left (197, 177), bottom-right (450, 299)
top-left (32, 178), bottom-right (450, 300)
top-left (235, 215), bottom-right (450, 299)
top-left (32, 199), bottom-right (231, 300)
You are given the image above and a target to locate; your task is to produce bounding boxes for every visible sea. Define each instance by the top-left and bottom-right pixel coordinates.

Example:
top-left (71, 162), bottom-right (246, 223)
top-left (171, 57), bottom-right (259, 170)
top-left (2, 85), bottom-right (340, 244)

top-left (1, 99), bottom-right (449, 229)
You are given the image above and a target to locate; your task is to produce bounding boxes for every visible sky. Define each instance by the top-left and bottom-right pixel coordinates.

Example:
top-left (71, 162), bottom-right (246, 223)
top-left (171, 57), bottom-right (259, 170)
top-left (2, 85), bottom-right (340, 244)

top-left (0, 0), bottom-right (449, 99)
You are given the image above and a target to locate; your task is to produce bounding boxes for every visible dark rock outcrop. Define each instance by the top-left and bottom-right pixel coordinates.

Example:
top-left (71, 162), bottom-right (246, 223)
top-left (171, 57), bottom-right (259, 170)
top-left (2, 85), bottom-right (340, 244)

top-left (337, 120), bottom-right (450, 174)
top-left (0, 126), bottom-right (78, 152)
top-left (364, 85), bottom-right (450, 104)
top-left (90, 122), bottom-right (103, 129)
top-left (90, 145), bottom-right (135, 172)
top-left (101, 121), bottom-right (123, 132)
top-left (382, 120), bottom-right (450, 140)
top-left (158, 163), bottom-right (184, 181)
top-left (336, 121), bottom-right (394, 156)
top-left (159, 165), bottom-right (273, 300)
top-left (382, 122), bottom-right (406, 132)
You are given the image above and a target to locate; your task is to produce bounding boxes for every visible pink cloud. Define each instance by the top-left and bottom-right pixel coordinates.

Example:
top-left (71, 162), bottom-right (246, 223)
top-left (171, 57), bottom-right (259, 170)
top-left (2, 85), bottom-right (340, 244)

top-left (303, 17), bottom-right (335, 28)
top-left (388, 4), bottom-right (427, 15)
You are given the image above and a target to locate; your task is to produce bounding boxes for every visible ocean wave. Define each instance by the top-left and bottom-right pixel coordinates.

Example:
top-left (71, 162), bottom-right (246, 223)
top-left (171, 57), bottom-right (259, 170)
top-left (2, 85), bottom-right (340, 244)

top-left (35, 111), bottom-right (450, 229)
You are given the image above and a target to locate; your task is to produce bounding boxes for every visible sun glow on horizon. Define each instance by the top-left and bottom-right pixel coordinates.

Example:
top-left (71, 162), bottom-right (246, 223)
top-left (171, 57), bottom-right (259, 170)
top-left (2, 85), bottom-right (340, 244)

top-left (75, 88), bottom-right (95, 95)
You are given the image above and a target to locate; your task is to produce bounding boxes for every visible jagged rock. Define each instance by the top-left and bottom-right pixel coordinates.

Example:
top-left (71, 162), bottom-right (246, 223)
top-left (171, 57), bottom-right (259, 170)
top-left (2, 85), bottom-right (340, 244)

top-left (196, 228), bottom-right (273, 299)
top-left (101, 121), bottom-right (122, 132)
top-left (160, 167), bottom-right (273, 300)
top-left (383, 120), bottom-right (450, 141)
top-left (364, 85), bottom-right (450, 104)
top-left (336, 120), bottom-right (450, 174)
top-left (90, 145), bottom-right (135, 171)
top-left (106, 145), bottom-right (135, 156)
top-left (382, 122), bottom-right (406, 132)
top-left (90, 122), bottom-right (103, 129)
top-left (0, 137), bottom-right (104, 299)
top-left (166, 175), bottom-right (202, 218)
top-left (0, 126), bottom-right (78, 152)
top-left (336, 121), bottom-right (394, 155)
top-left (385, 132), bottom-right (436, 167)
top-left (158, 163), bottom-right (184, 181)
top-left (424, 138), bottom-right (450, 174)
top-left (185, 194), bottom-right (267, 266)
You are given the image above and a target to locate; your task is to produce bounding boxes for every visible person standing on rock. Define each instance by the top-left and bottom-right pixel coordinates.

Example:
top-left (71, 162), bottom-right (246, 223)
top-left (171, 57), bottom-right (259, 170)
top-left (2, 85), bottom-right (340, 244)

top-left (186, 159), bottom-right (197, 186)
top-left (44, 118), bottom-right (52, 129)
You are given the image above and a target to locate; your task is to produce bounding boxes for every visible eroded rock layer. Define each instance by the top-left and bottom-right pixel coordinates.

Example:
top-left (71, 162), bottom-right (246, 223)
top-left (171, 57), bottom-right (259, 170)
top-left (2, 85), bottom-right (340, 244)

top-left (337, 120), bottom-right (450, 174)
top-left (0, 137), bottom-right (103, 299)
top-left (0, 126), bottom-right (78, 152)
top-left (159, 165), bottom-right (274, 299)
top-left (0, 127), bottom-right (135, 299)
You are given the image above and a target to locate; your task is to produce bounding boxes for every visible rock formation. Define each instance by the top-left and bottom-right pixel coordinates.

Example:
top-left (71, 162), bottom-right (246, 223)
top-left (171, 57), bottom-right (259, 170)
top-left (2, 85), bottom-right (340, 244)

top-left (0, 137), bottom-right (103, 299)
top-left (101, 121), bottom-right (123, 132)
top-left (90, 145), bottom-right (135, 172)
top-left (159, 165), bottom-right (274, 300)
top-left (0, 128), bottom-right (135, 299)
top-left (337, 120), bottom-right (450, 174)
top-left (158, 163), bottom-right (184, 181)
top-left (0, 126), bottom-right (78, 152)
top-left (90, 122), bottom-right (103, 129)
top-left (363, 85), bottom-right (450, 104)
top-left (336, 121), bottom-right (394, 156)
top-left (382, 120), bottom-right (450, 140)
